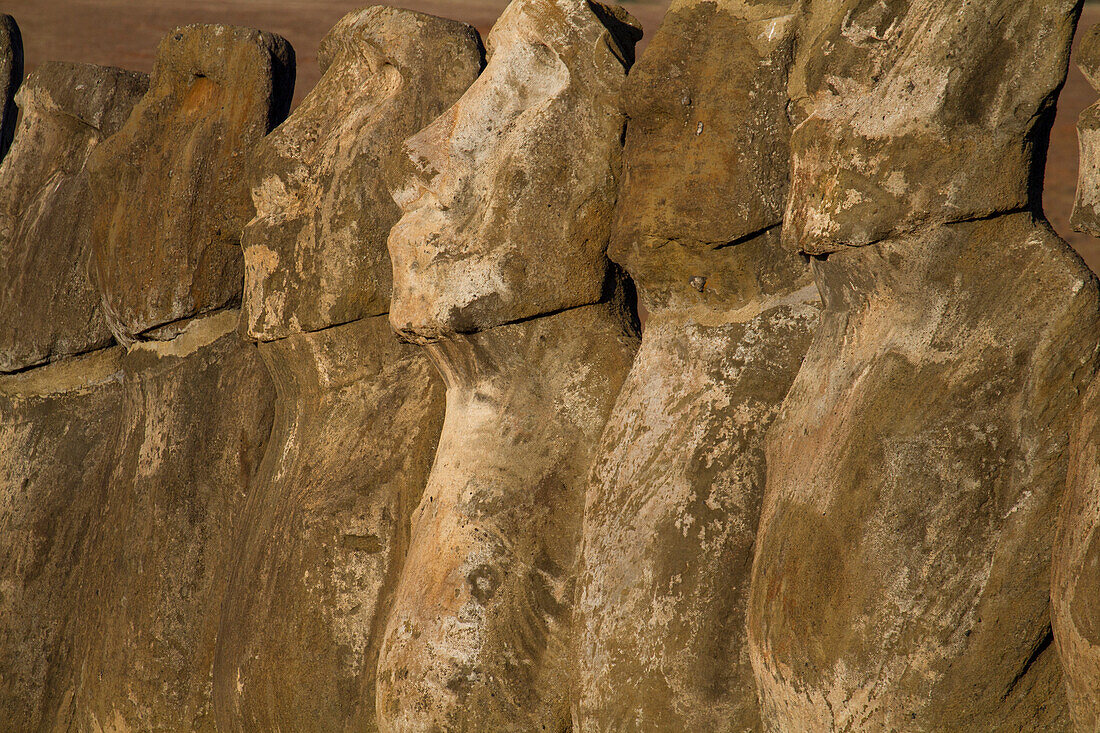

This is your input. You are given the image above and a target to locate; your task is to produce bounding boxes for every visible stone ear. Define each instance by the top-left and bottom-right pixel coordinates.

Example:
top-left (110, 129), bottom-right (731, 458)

top-left (586, 0), bottom-right (642, 69)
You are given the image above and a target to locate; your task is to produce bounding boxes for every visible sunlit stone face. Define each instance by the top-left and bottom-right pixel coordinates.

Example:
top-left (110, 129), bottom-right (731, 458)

top-left (240, 7), bottom-right (482, 341)
top-left (387, 0), bottom-right (636, 343)
top-left (87, 24), bottom-right (293, 342)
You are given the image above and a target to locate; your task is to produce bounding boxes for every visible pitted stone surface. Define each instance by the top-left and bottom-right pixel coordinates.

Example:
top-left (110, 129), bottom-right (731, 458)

top-left (387, 0), bottom-right (641, 342)
top-left (0, 62), bottom-right (147, 373)
top-left (1074, 24), bottom-right (1100, 236)
top-left (607, 0), bottom-right (799, 312)
top-left (57, 311), bottom-right (274, 731)
top-left (0, 348), bottom-right (125, 729)
top-left (213, 317), bottom-right (444, 731)
top-left (783, 0), bottom-right (1078, 254)
top-left (88, 24), bottom-right (294, 343)
top-left (0, 311), bottom-right (274, 731)
top-left (377, 304), bottom-right (638, 732)
top-left (212, 11), bottom-right (474, 729)
top-left (1056, 373), bottom-right (1100, 732)
top-left (242, 7), bottom-right (482, 341)
top-left (1056, 22), bottom-right (1100, 733)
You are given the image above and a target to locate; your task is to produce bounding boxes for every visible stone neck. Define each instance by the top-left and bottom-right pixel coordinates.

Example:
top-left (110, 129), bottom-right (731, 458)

top-left (256, 313), bottom-right (407, 400)
top-left (811, 211), bottom-right (1071, 320)
top-left (424, 299), bottom-right (637, 446)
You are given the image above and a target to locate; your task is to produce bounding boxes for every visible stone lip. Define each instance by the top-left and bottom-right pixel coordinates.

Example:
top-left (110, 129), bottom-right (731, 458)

top-left (241, 6), bottom-right (482, 342)
top-left (386, 0), bottom-right (640, 343)
top-left (87, 23), bottom-right (295, 344)
top-left (0, 62), bottom-right (147, 373)
top-left (0, 14), bottom-right (22, 162)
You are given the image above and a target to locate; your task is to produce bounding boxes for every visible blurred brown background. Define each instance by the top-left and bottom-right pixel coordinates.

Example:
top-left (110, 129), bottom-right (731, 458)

top-left (4, 0), bottom-right (1100, 271)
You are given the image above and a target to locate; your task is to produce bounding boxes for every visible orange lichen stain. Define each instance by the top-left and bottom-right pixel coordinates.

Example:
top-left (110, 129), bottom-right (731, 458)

top-left (181, 76), bottom-right (221, 114)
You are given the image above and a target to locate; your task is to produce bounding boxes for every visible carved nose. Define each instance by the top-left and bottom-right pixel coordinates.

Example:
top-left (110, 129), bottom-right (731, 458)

top-left (393, 105), bottom-right (461, 212)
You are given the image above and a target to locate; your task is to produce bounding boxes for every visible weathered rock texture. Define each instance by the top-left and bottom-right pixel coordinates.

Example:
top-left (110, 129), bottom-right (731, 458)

top-left (1057, 371), bottom-right (1100, 732)
top-left (55, 312), bottom-right (273, 731)
top-left (1055, 23), bottom-right (1100, 732)
top-left (88, 24), bottom-right (294, 343)
top-left (242, 7), bottom-right (482, 342)
top-left (378, 0), bottom-right (640, 728)
top-left (213, 9), bottom-right (478, 730)
top-left (0, 347), bottom-right (125, 729)
top-left (0, 311), bottom-right (274, 731)
top-left (576, 2), bottom-right (817, 729)
top-left (0, 62), bottom-right (147, 373)
top-left (214, 320), bottom-right (444, 731)
top-left (1074, 24), bottom-right (1100, 237)
top-left (386, 0), bottom-right (641, 341)
top-left (749, 2), bottom-right (1100, 730)
top-left (0, 15), bottom-right (22, 161)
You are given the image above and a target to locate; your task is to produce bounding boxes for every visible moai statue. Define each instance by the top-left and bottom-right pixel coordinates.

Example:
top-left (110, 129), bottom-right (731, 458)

top-left (36, 24), bottom-right (295, 730)
top-left (377, 0), bottom-right (641, 729)
top-left (0, 62), bottom-right (147, 373)
top-left (212, 8), bottom-right (481, 730)
top-left (1054, 23), bottom-right (1100, 733)
top-left (0, 15), bottom-right (22, 161)
top-left (87, 24), bottom-right (294, 343)
top-left (575, 1), bottom-right (817, 730)
top-left (749, 2), bottom-right (1100, 731)
top-left (0, 61), bottom-right (145, 728)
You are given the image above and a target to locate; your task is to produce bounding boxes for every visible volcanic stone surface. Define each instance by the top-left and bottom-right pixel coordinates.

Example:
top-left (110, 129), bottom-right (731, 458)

top-left (242, 7), bottom-right (483, 341)
top-left (0, 62), bottom-right (147, 373)
top-left (576, 1), bottom-right (818, 730)
top-left (213, 8), bottom-right (478, 729)
top-left (87, 24), bottom-right (294, 343)
top-left (749, 2), bottom-right (1098, 730)
top-left (1055, 21), bottom-right (1100, 733)
top-left (0, 14), bottom-right (22, 161)
top-left (378, 1), bottom-right (641, 729)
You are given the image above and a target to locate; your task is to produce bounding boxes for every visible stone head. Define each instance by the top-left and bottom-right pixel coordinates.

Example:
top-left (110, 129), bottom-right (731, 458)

top-left (0, 62), bottom-right (146, 371)
top-left (88, 24), bottom-right (294, 342)
top-left (609, 0), bottom-right (800, 311)
top-left (1073, 23), bottom-right (1100, 237)
top-left (785, 0), bottom-right (1079, 254)
top-left (242, 7), bottom-right (482, 341)
top-left (387, 0), bottom-right (640, 342)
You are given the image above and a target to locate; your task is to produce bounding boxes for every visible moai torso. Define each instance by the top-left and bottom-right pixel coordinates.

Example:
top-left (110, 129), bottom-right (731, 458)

top-left (0, 346), bottom-right (126, 729)
top-left (1054, 23), bottom-right (1100, 733)
top-left (376, 1), bottom-right (641, 729)
top-left (0, 15), bottom-right (22, 161)
top-left (87, 24), bottom-right (294, 342)
top-left (575, 1), bottom-right (817, 729)
top-left (38, 24), bottom-right (295, 730)
top-left (749, 2), bottom-right (1100, 730)
top-left (0, 62), bottom-right (147, 372)
top-left (0, 60), bottom-right (146, 728)
top-left (212, 9), bottom-right (481, 730)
